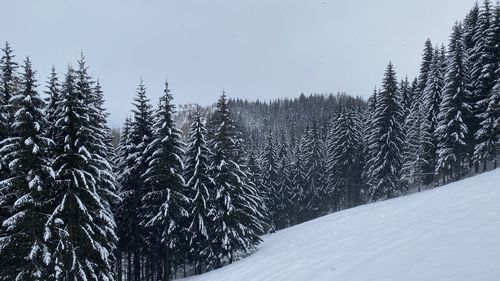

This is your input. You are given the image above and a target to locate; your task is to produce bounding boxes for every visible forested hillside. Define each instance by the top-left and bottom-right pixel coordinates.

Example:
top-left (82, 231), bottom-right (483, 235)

top-left (1, 1), bottom-right (500, 281)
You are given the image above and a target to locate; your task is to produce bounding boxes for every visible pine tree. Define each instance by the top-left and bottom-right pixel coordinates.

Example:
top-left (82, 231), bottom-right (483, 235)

top-left (275, 133), bottom-right (292, 229)
top-left (362, 89), bottom-right (378, 189)
top-left (302, 122), bottom-right (327, 217)
top-left (436, 23), bottom-right (472, 182)
top-left (368, 62), bottom-right (405, 200)
top-left (184, 111), bottom-right (213, 274)
top-left (247, 151), bottom-right (268, 229)
top-left (327, 110), bottom-right (364, 210)
top-left (0, 42), bottom-right (19, 226)
top-left (207, 92), bottom-right (264, 268)
top-left (420, 47), bottom-right (445, 185)
top-left (44, 66), bottom-right (60, 141)
top-left (289, 143), bottom-right (307, 225)
top-left (402, 77), bottom-right (424, 188)
top-left (417, 39), bottom-right (435, 93)
top-left (48, 63), bottom-right (117, 280)
top-left (399, 77), bottom-right (413, 118)
top-left (469, 0), bottom-right (494, 168)
top-left (0, 58), bottom-right (54, 281)
top-left (119, 80), bottom-right (154, 281)
top-left (260, 133), bottom-right (279, 231)
top-left (0, 42), bottom-right (19, 128)
top-left (474, 3), bottom-right (500, 171)
top-left (113, 116), bottom-right (133, 280)
top-left (142, 81), bottom-right (187, 280)
top-left (474, 74), bottom-right (500, 171)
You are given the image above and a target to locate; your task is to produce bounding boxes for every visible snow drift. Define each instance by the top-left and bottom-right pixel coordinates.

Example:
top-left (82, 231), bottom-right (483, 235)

top-left (183, 169), bottom-right (500, 281)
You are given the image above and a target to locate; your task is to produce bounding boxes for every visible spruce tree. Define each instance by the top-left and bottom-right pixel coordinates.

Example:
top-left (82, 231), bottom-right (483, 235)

top-left (368, 63), bottom-right (405, 200)
top-left (402, 77), bottom-right (424, 188)
top-left (142, 81), bottom-right (187, 280)
top-left (399, 77), bottom-right (413, 118)
top-left (120, 80), bottom-right (154, 281)
top-left (420, 47), bottom-right (444, 185)
top-left (207, 92), bottom-right (263, 268)
top-left (474, 74), bottom-right (500, 170)
top-left (0, 58), bottom-right (54, 281)
top-left (48, 64), bottom-right (117, 280)
top-left (0, 42), bottom-right (19, 223)
top-left (436, 23), bottom-right (472, 182)
top-left (302, 122), bottom-right (327, 217)
top-left (260, 133), bottom-right (279, 231)
top-left (362, 89), bottom-right (379, 190)
top-left (275, 133), bottom-right (292, 229)
top-left (184, 111), bottom-right (213, 274)
top-left (289, 144), bottom-right (307, 225)
top-left (44, 66), bottom-right (60, 141)
top-left (474, 3), bottom-right (500, 170)
top-left (327, 110), bottom-right (364, 210)
top-left (0, 42), bottom-right (19, 127)
top-left (417, 39), bottom-right (435, 93)
top-left (469, 0), bottom-right (494, 167)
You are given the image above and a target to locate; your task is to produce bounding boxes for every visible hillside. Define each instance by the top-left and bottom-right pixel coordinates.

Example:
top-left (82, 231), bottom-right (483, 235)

top-left (184, 169), bottom-right (500, 281)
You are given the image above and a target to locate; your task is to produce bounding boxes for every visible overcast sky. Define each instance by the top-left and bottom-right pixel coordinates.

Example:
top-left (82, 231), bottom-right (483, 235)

top-left (2, 0), bottom-right (476, 126)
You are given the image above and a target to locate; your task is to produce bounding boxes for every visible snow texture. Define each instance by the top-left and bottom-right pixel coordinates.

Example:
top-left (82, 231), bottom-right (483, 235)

top-left (183, 168), bottom-right (500, 281)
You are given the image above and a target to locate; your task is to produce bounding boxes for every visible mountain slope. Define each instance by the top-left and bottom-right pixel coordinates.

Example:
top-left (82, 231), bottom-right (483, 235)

top-left (184, 169), bottom-right (500, 281)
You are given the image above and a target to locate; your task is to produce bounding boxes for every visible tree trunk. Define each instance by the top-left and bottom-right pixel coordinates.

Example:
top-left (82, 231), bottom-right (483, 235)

top-left (134, 250), bottom-right (141, 281)
top-left (145, 255), bottom-right (150, 281)
top-left (117, 253), bottom-right (122, 281)
top-left (127, 251), bottom-right (132, 281)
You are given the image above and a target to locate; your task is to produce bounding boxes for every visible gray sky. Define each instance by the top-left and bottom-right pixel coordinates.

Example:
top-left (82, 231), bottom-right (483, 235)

top-left (2, 0), bottom-right (476, 126)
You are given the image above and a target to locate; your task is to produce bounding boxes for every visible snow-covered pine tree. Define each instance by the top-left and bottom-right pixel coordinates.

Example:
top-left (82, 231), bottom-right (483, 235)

top-left (0, 42), bottom-right (19, 128)
top-left (474, 72), bottom-right (500, 171)
top-left (275, 133), bottom-right (292, 229)
top-left (362, 89), bottom-right (378, 190)
top-left (141, 81), bottom-right (187, 280)
top-left (115, 117), bottom-right (132, 179)
top-left (0, 42), bottom-right (19, 219)
top-left (0, 57), bottom-right (54, 281)
top-left (119, 79), bottom-right (154, 280)
top-left (207, 92), bottom-right (264, 268)
top-left (48, 63), bottom-right (117, 280)
top-left (417, 39), bottom-right (435, 94)
top-left (302, 121), bottom-right (328, 217)
top-left (326, 110), bottom-right (364, 210)
top-left (289, 143), bottom-right (307, 225)
top-left (399, 77), bottom-right (413, 119)
top-left (464, 2), bottom-right (481, 53)
top-left (113, 115), bottom-right (133, 280)
top-left (436, 22), bottom-right (472, 183)
top-left (420, 47), bottom-right (445, 185)
top-left (260, 132), bottom-right (279, 231)
top-left (402, 40), bottom-right (434, 187)
top-left (439, 44), bottom-right (448, 78)
top-left (246, 151), bottom-right (269, 230)
top-left (368, 62), bottom-right (406, 200)
top-left (474, 3), bottom-right (500, 171)
top-left (401, 77), bottom-right (424, 188)
top-left (44, 66), bottom-right (60, 142)
top-left (469, 0), bottom-right (494, 169)
top-left (184, 111), bottom-right (213, 275)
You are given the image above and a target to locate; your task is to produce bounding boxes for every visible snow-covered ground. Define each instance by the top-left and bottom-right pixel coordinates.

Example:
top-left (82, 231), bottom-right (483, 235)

top-left (183, 169), bottom-right (500, 281)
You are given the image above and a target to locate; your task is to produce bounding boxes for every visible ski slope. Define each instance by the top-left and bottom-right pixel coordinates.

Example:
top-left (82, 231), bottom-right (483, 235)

top-left (184, 169), bottom-right (500, 281)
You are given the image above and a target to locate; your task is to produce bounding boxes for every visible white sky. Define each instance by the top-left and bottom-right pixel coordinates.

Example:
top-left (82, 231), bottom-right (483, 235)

top-left (1, 0), bottom-right (477, 126)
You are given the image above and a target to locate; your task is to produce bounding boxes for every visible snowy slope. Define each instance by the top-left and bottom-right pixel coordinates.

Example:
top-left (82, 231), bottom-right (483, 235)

top-left (184, 169), bottom-right (500, 281)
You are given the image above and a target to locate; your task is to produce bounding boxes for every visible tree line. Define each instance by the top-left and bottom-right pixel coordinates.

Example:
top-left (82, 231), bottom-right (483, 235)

top-left (241, 0), bottom-right (500, 234)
